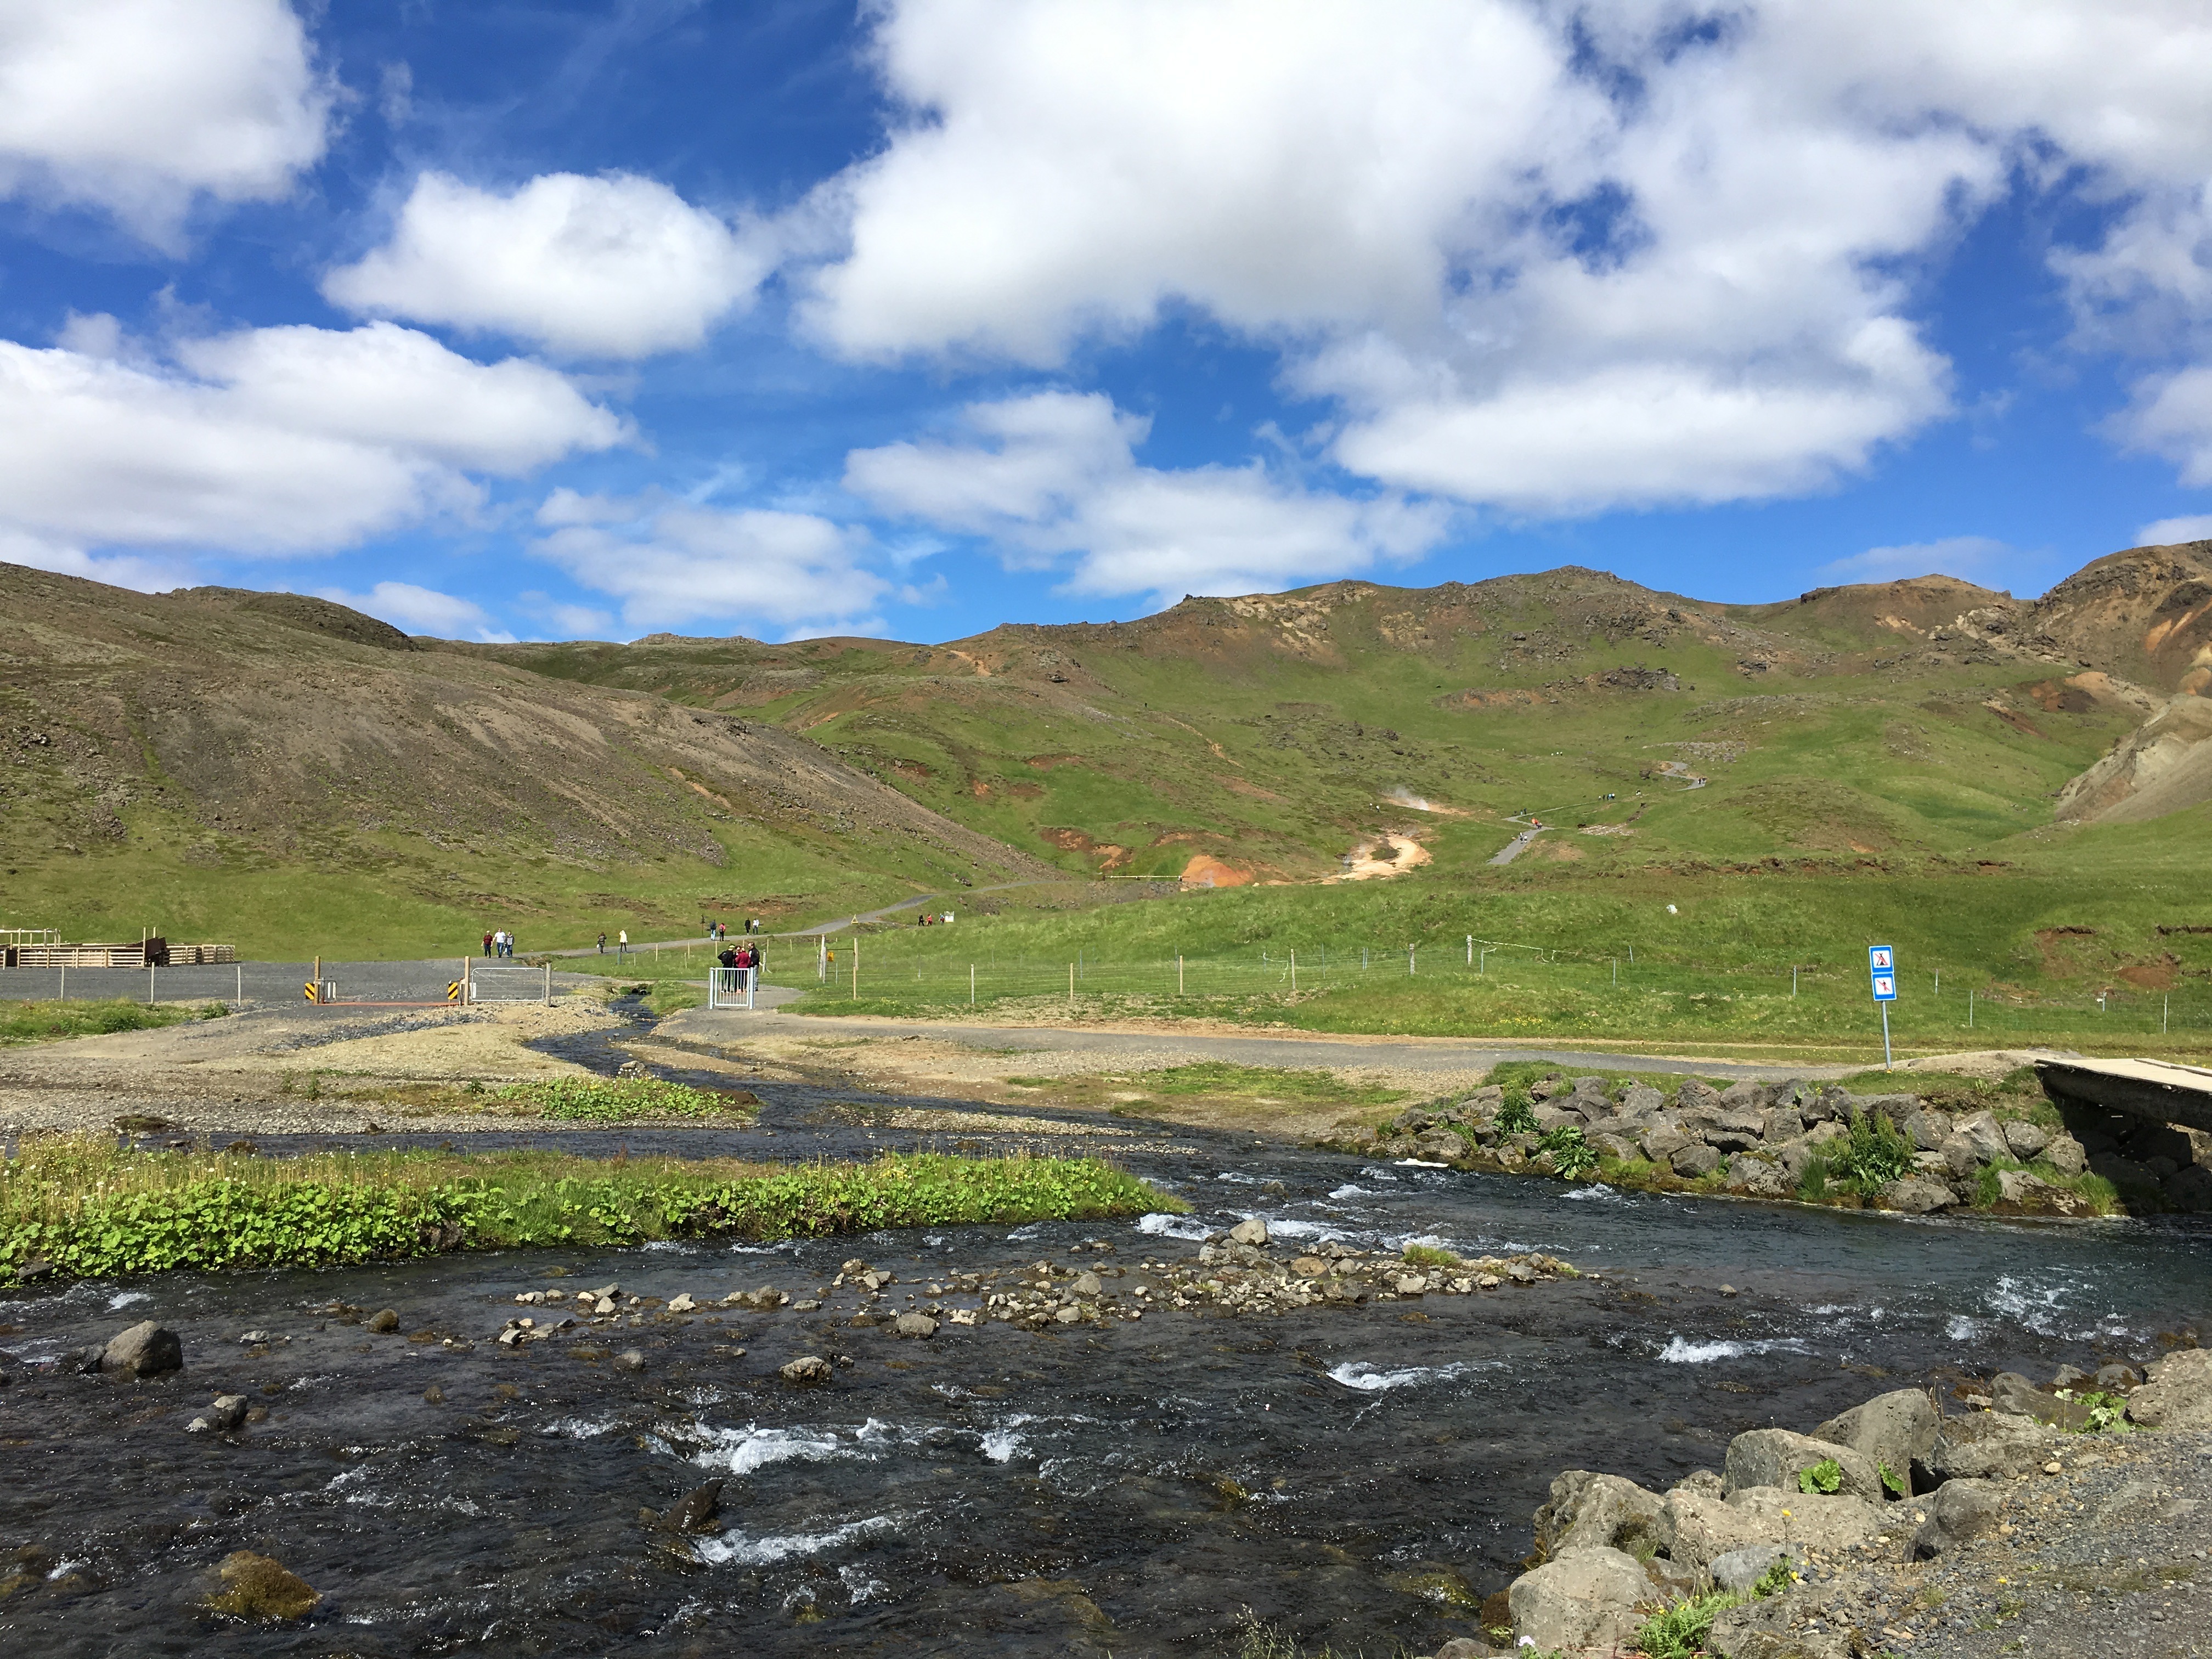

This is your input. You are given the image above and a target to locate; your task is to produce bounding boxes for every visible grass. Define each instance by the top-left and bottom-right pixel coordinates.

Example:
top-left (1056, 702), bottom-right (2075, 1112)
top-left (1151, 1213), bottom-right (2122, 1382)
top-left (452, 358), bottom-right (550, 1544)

top-left (0, 998), bottom-right (217, 1045)
top-left (1635, 1592), bottom-right (1740, 1659)
top-left (777, 861), bottom-right (2212, 1056)
top-left (0, 1137), bottom-right (1180, 1283)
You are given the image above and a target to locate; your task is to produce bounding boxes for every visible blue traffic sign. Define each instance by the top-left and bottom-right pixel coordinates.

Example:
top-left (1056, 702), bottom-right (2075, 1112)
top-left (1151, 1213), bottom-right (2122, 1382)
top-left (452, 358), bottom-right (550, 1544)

top-left (1869, 944), bottom-right (1897, 1002)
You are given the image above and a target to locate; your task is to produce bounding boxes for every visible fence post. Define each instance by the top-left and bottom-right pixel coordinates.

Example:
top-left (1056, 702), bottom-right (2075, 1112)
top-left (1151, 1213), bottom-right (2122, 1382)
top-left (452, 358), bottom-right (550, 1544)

top-left (1466, 934), bottom-right (1472, 966)
top-left (149, 964), bottom-right (155, 1006)
top-left (544, 964), bottom-right (552, 1007)
top-left (1178, 954), bottom-right (1184, 994)
top-left (1408, 946), bottom-right (1416, 976)
top-left (970, 964), bottom-right (976, 1006)
top-left (852, 937), bottom-right (859, 1001)
top-left (237, 963), bottom-right (243, 1002)
top-left (1290, 950), bottom-right (1297, 994)
top-left (1968, 988), bottom-right (1974, 1029)
top-left (1069, 962), bottom-right (1076, 1003)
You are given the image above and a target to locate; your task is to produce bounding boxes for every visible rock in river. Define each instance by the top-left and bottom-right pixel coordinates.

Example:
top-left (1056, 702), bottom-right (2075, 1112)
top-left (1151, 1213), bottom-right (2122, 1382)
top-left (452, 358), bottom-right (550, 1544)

top-left (894, 1312), bottom-right (939, 1339)
top-left (780, 1355), bottom-right (833, 1385)
top-left (1227, 1218), bottom-right (1269, 1246)
top-left (204, 1551), bottom-right (320, 1622)
top-left (187, 1394), bottom-right (250, 1434)
top-left (101, 1321), bottom-right (182, 1379)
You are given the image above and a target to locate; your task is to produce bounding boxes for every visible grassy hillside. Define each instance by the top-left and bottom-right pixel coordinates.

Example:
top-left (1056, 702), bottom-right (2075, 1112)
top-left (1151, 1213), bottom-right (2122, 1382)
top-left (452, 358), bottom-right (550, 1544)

top-left (483, 561), bottom-right (2181, 885)
top-left (0, 565), bottom-right (1051, 958)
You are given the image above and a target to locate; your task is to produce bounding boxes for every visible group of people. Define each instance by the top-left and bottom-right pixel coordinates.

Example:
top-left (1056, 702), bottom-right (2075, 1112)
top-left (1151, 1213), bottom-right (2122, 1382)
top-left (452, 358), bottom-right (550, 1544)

top-left (481, 929), bottom-right (517, 957)
top-left (594, 930), bottom-right (630, 955)
top-left (913, 910), bottom-right (954, 926)
top-left (702, 917), bottom-right (762, 940)
top-left (716, 940), bottom-right (763, 973)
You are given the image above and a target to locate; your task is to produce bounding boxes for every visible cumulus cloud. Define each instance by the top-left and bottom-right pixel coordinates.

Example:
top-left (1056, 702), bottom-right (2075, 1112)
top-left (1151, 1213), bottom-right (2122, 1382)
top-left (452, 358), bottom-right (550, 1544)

top-left (0, 527), bottom-right (194, 593)
top-left (315, 580), bottom-right (512, 641)
top-left (325, 171), bottom-right (771, 358)
top-left (0, 0), bottom-right (329, 244)
top-left (0, 318), bottom-right (624, 557)
top-left (531, 490), bottom-right (887, 636)
top-left (1818, 535), bottom-right (2013, 583)
top-left (845, 390), bottom-right (1448, 605)
top-left (795, 0), bottom-right (2212, 511)
top-left (2136, 514), bottom-right (2212, 546)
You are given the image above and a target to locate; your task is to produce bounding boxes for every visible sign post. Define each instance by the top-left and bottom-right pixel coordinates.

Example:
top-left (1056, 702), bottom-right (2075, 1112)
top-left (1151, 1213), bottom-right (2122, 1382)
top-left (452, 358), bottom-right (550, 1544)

top-left (1868, 944), bottom-right (1898, 1069)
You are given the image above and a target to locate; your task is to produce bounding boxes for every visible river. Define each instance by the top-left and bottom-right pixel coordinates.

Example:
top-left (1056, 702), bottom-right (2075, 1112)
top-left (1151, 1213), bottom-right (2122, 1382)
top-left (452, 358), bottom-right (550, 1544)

top-left (2, 1079), bottom-right (2208, 1656)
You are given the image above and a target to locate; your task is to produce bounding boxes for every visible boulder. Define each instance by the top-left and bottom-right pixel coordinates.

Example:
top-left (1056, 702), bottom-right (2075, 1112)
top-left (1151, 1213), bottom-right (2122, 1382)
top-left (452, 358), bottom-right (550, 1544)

top-left (1900, 1110), bottom-right (1953, 1152)
top-left (1911, 1477), bottom-right (2003, 1558)
top-left (2002, 1120), bottom-right (2050, 1159)
top-left (1412, 1129), bottom-right (1464, 1161)
top-left (1723, 1429), bottom-right (1883, 1504)
top-left (1939, 1133), bottom-right (1986, 1178)
top-left (1926, 1410), bottom-right (2061, 1481)
top-left (101, 1321), bottom-right (182, 1379)
top-left (1591, 1132), bottom-right (1642, 1163)
top-left (1710, 1543), bottom-right (1796, 1596)
top-left (1677, 1080), bottom-right (1724, 1113)
top-left (1227, 1218), bottom-right (1270, 1247)
top-left (1719, 1080), bottom-right (1770, 1110)
top-left (1993, 1169), bottom-right (2066, 1209)
top-left (1806, 1085), bottom-right (1853, 1123)
top-left (187, 1394), bottom-right (250, 1435)
top-left (1533, 1104), bottom-right (1586, 1132)
top-left (1621, 1084), bottom-right (1665, 1116)
top-left (365, 1308), bottom-right (400, 1333)
top-left (1812, 1390), bottom-right (1937, 1493)
top-left (1989, 1372), bottom-right (2095, 1431)
top-left (1505, 1546), bottom-right (1649, 1654)
top-left (1878, 1177), bottom-right (1957, 1214)
top-left (1532, 1470), bottom-right (1666, 1559)
top-left (204, 1551), bottom-right (320, 1622)
top-left (2125, 1347), bottom-right (2212, 1429)
top-left (1725, 1487), bottom-right (1888, 1557)
top-left (2042, 1133), bottom-right (2088, 1175)
top-left (895, 1312), bottom-right (941, 1339)
top-left (1728, 1157), bottom-right (1792, 1199)
top-left (1672, 1144), bottom-right (1723, 1179)
top-left (1643, 1127), bottom-right (1691, 1164)
top-left (2090, 1150), bottom-right (2158, 1190)
top-left (2168, 1165), bottom-right (2212, 1211)
top-left (1706, 1110), bottom-right (1768, 1152)
top-left (670, 1478), bottom-right (724, 1533)
top-left (1658, 1487), bottom-right (1777, 1575)
top-left (2094, 1362), bottom-right (2141, 1390)
top-left (614, 1350), bottom-right (646, 1373)
top-left (1953, 1110), bottom-right (2012, 1165)
top-left (778, 1355), bottom-right (833, 1385)
top-left (1776, 1138), bottom-right (1823, 1184)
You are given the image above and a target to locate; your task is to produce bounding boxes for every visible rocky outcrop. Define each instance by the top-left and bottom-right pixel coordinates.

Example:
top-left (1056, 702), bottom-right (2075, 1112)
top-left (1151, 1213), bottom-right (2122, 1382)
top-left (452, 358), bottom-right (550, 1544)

top-left (2057, 690), bottom-right (2212, 825)
top-left (1911, 1477), bottom-right (2004, 1558)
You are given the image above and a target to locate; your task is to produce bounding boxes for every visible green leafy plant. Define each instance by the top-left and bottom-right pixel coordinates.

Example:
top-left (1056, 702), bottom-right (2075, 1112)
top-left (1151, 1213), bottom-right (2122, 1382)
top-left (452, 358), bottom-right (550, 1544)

top-left (1538, 1124), bottom-right (1600, 1181)
top-left (1753, 1559), bottom-right (1796, 1598)
top-left (1635, 1591), bottom-right (1739, 1658)
top-left (2055, 1388), bottom-right (2135, 1434)
top-left (1496, 1098), bottom-right (1539, 1136)
top-left (1878, 1460), bottom-right (1908, 1497)
top-left (1797, 1458), bottom-right (1843, 1495)
top-left (1796, 1154), bottom-right (1832, 1202)
top-left (1832, 1110), bottom-right (1915, 1191)
top-left (0, 1136), bottom-right (1176, 1283)
top-left (1401, 1242), bottom-right (1462, 1268)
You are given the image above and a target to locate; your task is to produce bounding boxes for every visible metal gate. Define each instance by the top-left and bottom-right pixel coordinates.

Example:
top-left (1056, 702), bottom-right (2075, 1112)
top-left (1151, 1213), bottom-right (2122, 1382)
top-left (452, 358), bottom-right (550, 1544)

top-left (708, 967), bottom-right (755, 1009)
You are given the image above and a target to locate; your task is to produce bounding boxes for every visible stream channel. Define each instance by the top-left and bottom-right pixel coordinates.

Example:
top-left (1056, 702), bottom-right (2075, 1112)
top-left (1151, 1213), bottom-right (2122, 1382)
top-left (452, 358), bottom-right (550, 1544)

top-left (2, 1005), bottom-right (2209, 1656)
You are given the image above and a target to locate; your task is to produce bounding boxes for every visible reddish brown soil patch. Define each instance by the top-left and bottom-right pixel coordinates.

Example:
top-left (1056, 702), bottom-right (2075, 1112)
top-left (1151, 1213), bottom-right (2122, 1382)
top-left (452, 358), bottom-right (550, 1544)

top-left (1179, 854), bottom-right (1252, 888)
top-left (2118, 956), bottom-right (2181, 990)
top-left (1983, 702), bottom-right (2045, 737)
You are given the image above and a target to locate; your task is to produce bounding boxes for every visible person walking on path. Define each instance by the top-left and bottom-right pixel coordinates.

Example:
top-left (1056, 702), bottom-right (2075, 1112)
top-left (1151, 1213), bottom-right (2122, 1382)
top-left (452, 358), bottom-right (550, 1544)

top-left (482, 931), bottom-right (493, 957)
top-left (617, 929), bottom-right (629, 955)
top-left (596, 931), bottom-right (606, 955)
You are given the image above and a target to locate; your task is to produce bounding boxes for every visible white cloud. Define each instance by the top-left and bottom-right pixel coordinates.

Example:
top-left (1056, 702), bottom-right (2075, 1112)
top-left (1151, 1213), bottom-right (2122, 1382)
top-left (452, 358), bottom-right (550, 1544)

top-left (325, 171), bottom-right (770, 358)
top-left (1819, 535), bottom-right (2013, 583)
top-left (2136, 515), bottom-right (2212, 546)
top-left (531, 492), bottom-right (887, 635)
top-left (0, 320), bottom-right (625, 557)
top-left (0, 527), bottom-right (193, 592)
top-left (845, 390), bottom-right (1448, 606)
top-left (798, 0), bottom-right (2212, 511)
top-left (2109, 366), bottom-right (2212, 487)
top-left (315, 580), bottom-right (512, 641)
top-left (0, 0), bottom-right (329, 244)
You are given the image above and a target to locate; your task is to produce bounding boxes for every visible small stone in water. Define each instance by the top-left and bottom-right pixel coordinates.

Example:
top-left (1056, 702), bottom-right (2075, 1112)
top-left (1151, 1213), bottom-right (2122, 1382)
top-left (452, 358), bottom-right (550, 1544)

top-left (101, 1321), bottom-right (182, 1378)
top-left (895, 1313), bottom-right (939, 1339)
top-left (423, 1385), bottom-right (444, 1406)
top-left (780, 1355), bottom-right (833, 1385)
top-left (614, 1350), bottom-right (646, 1373)
top-left (204, 1551), bottom-right (320, 1622)
top-left (666, 1294), bottom-right (696, 1313)
top-left (238, 1330), bottom-right (268, 1345)
top-left (1228, 1218), bottom-right (1270, 1247)
top-left (366, 1309), bottom-right (400, 1333)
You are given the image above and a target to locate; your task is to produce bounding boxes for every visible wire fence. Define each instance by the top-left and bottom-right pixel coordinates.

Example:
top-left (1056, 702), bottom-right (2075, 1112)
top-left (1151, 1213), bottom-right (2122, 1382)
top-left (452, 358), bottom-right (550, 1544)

top-left (803, 939), bottom-right (2212, 1040)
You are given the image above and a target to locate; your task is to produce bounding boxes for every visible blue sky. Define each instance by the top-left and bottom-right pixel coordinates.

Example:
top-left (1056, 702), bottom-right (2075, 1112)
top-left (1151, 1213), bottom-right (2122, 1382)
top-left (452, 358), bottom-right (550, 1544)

top-left (7, 2), bottom-right (2212, 644)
